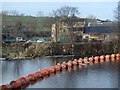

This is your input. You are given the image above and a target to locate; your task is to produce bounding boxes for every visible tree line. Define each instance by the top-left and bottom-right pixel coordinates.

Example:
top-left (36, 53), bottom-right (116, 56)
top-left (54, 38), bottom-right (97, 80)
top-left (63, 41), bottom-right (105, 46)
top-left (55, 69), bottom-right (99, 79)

top-left (1, 3), bottom-right (120, 41)
top-left (2, 11), bottom-right (54, 39)
top-left (1, 6), bottom-right (81, 40)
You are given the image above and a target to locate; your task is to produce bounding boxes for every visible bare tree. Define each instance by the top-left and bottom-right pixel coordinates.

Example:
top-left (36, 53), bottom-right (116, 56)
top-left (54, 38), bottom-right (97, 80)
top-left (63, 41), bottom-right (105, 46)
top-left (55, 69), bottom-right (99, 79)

top-left (27, 18), bottom-right (38, 37)
top-left (1, 11), bottom-right (9, 16)
top-left (118, 1), bottom-right (120, 52)
top-left (10, 10), bottom-right (20, 16)
top-left (13, 19), bottom-right (23, 37)
top-left (50, 6), bottom-right (80, 20)
top-left (114, 1), bottom-right (120, 52)
top-left (20, 13), bottom-right (25, 16)
top-left (2, 10), bottom-right (10, 37)
top-left (114, 1), bottom-right (120, 21)
top-left (87, 15), bottom-right (97, 22)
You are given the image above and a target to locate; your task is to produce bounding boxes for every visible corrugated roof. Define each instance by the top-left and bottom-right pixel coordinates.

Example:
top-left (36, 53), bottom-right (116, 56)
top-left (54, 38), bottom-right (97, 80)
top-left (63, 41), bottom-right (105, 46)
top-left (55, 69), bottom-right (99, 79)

top-left (87, 21), bottom-right (113, 27)
top-left (84, 21), bottom-right (115, 34)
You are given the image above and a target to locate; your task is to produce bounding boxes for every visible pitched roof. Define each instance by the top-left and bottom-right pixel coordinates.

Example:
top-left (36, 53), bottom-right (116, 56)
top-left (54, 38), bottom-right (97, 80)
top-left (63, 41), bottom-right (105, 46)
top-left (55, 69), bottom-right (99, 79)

top-left (84, 21), bottom-right (115, 34)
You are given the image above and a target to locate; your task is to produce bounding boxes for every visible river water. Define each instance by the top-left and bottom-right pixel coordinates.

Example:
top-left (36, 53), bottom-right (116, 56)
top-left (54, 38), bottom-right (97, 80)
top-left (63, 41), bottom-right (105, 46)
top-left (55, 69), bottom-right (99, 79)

top-left (0, 56), bottom-right (119, 88)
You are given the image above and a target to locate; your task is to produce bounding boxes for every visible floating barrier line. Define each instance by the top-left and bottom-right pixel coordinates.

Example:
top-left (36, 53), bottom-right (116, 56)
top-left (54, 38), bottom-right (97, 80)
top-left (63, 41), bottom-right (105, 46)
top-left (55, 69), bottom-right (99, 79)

top-left (0, 53), bottom-right (120, 90)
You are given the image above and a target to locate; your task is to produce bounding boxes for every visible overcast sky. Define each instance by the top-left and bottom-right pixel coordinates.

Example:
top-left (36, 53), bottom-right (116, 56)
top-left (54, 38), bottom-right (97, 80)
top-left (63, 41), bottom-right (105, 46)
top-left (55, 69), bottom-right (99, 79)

top-left (1, 1), bottom-right (118, 20)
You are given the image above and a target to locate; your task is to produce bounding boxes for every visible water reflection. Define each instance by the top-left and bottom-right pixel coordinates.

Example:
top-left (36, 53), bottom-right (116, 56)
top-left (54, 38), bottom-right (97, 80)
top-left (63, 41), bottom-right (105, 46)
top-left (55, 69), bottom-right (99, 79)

top-left (0, 57), bottom-right (119, 88)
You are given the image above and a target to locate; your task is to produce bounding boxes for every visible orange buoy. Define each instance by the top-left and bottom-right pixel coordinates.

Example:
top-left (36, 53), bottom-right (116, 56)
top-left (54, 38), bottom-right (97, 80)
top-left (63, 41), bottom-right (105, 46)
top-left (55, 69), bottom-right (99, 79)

top-left (94, 56), bottom-right (99, 61)
top-left (116, 53), bottom-right (120, 58)
top-left (83, 57), bottom-right (89, 63)
top-left (34, 71), bottom-right (43, 78)
top-left (48, 66), bottom-right (56, 73)
top-left (67, 61), bottom-right (72, 67)
top-left (27, 74), bottom-right (36, 81)
top-left (100, 55), bottom-right (104, 63)
top-left (68, 60), bottom-right (73, 65)
top-left (78, 58), bottom-right (83, 65)
top-left (78, 60), bottom-right (82, 65)
top-left (105, 55), bottom-right (110, 59)
top-left (73, 60), bottom-right (78, 66)
top-left (111, 54), bottom-right (115, 58)
top-left (19, 77), bottom-right (29, 85)
top-left (73, 59), bottom-right (78, 65)
top-left (100, 55), bottom-right (104, 58)
top-left (24, 76), bottom-right (31, 84)
top-left (0, 84), bottom-right (12, 90)
top-left (55, 65), bottom-right (61, 71)
top-left (61, 62), bottom-right (67, 69)
top-left (10, 79), bottom-right (21, 88)
top-left (89, 57), bottom-right (93, 63)
top-left (105, 55), bottom-right (110, 61)
top-left (74, 59), bottom-right (78, 63)
top-left (41, 69), bottom-right (49, 76)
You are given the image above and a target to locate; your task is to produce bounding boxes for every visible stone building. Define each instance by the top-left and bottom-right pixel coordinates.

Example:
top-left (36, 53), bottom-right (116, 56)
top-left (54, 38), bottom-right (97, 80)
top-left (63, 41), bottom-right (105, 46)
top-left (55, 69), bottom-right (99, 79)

top-left (51, 21), bottom-right (85, 43)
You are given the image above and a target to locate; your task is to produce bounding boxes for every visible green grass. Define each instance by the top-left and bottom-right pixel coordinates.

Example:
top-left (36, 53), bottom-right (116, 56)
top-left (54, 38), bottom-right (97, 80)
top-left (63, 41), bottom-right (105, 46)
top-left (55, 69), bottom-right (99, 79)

top-left (2, 15), bottom-right (55, 32)
top-left (3, 15), bottom-right (88, 32)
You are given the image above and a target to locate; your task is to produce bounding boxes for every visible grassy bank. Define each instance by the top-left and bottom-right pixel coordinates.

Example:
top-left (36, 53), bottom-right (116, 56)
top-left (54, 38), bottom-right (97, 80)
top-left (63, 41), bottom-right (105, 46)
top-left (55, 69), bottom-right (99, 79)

top-left (2, 40), bottom-right (119, 59)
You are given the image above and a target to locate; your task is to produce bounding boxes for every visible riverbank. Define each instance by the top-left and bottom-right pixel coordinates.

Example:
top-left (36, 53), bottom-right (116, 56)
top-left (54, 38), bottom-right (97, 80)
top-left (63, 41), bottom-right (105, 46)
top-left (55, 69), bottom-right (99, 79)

top-left (2, 40), bottom-right (119, 60)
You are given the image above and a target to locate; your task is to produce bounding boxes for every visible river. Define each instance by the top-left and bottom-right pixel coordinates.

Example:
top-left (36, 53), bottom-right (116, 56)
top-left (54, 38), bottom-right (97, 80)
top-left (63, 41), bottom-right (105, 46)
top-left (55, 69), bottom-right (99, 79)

top-left (0, 56), bottom-right (119, 88)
